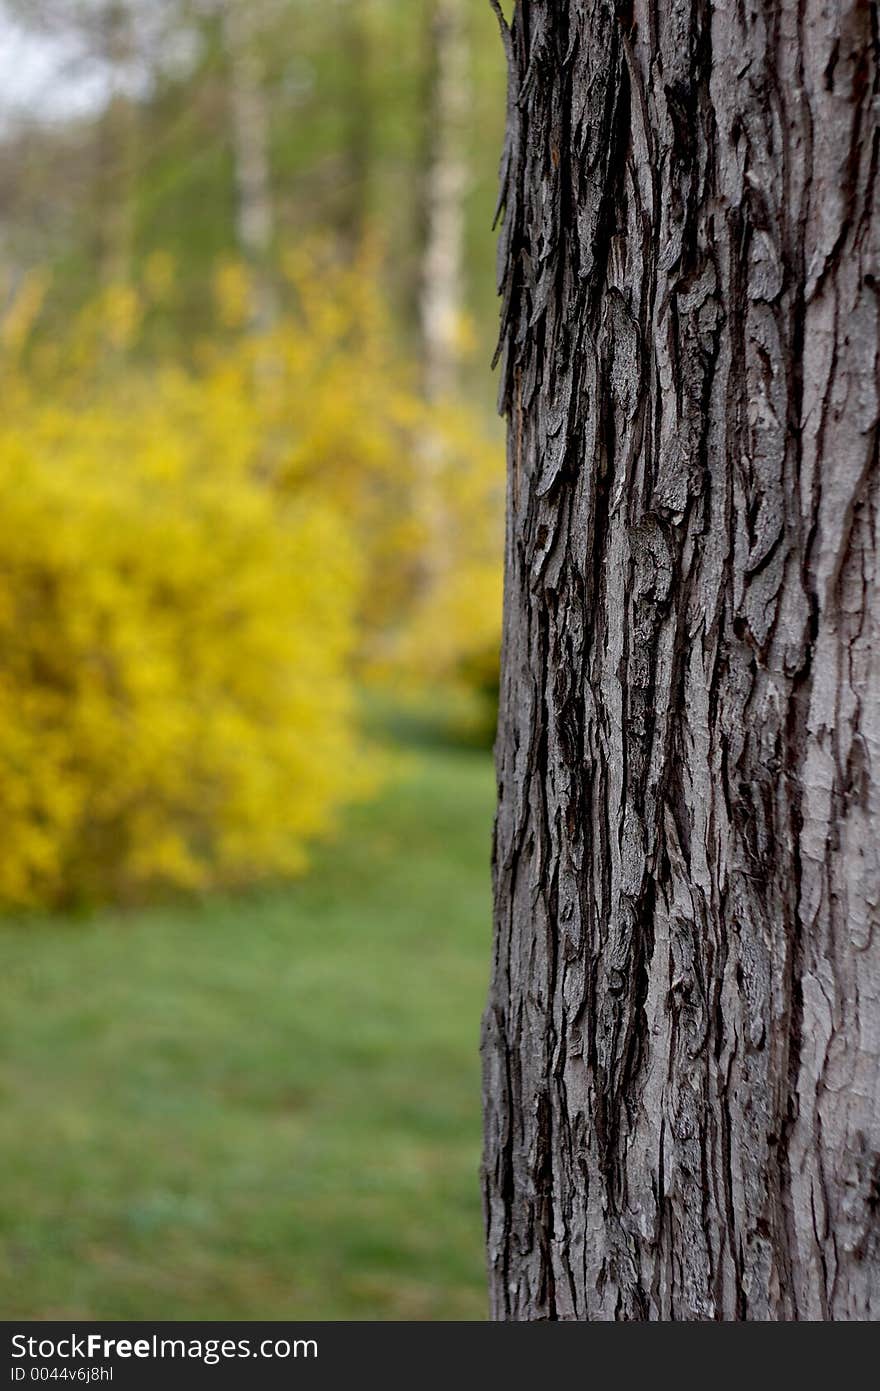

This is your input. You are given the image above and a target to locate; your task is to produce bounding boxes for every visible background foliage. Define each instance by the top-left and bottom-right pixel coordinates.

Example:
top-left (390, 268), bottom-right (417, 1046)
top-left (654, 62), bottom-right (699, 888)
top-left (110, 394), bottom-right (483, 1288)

top-left (0, 0), bottom-right (507, 908)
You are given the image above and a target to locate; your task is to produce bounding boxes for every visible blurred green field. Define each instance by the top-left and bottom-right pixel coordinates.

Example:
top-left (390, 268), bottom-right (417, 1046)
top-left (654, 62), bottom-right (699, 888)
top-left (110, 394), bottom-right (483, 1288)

top-left (0, 745), bottom-right (494, 1320)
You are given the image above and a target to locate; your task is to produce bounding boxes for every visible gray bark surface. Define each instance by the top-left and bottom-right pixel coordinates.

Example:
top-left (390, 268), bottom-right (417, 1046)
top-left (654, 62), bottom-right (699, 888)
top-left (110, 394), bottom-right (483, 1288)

top-left (482, 0), bottom-right (880, 1320)
top-left (420, 0), bottom-right (469, 403)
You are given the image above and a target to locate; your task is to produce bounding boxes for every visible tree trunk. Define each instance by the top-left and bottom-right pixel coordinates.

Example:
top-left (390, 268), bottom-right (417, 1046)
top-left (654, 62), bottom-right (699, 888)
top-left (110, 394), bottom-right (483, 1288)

top-left (420, 0), bottom-right (469, 402)
top-left (482, 0), bottom-right (879, 1321)
top-left (96, 4), bottom-right (138, 290)
top-left (341, 0), bottom-right (372, 257)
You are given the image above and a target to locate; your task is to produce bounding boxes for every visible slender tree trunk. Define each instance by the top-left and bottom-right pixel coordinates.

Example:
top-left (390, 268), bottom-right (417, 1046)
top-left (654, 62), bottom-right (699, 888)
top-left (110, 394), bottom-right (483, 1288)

top-left (223, 0), bottom-right (275, 325)
top-left (412, 0), bottom-right (470, 591)
top-left (96, 5), bottom-right (137, 289)
top-left (482, 0), bottom-right (879, 1321)
top-left (420, 0), bottom-right (469, 402)
top-left (341, 0), bottom-right (372, 256)
top-left (97, 95), bottom-right (136, 288)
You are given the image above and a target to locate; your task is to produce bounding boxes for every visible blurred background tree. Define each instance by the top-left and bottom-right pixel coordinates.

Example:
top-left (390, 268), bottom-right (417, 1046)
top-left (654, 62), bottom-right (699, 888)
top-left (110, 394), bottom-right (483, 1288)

top-left (0, 0), bottom-right (508, 909)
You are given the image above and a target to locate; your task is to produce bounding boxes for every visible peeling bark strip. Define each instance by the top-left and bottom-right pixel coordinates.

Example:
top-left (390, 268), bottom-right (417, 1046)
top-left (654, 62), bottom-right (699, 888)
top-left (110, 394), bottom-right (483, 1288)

top-left (482, 0), bottom-right (880, 1319)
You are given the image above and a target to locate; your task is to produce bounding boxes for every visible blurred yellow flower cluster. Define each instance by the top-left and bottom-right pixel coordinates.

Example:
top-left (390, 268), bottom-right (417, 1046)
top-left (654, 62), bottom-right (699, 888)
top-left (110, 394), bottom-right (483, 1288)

top-left (0, 253), bottom-right (502, 908)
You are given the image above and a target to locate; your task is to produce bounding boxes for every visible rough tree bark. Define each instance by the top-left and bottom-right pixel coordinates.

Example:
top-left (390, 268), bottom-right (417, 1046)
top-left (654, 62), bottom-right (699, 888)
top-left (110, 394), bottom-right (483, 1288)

top-left (482, 0), bottom-right (879, 1320)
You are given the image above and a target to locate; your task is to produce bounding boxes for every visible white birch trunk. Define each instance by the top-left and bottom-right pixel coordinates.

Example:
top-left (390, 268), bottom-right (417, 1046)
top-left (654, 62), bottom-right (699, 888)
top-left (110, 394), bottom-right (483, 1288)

top-left (483, 0), bottom-right (880, 1321)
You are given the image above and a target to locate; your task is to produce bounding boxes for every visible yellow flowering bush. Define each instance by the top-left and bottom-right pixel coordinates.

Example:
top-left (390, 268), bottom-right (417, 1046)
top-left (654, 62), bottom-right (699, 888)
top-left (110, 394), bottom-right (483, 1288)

top-left (0, 254), bottom-right (502, 908)
top-left (0, 304), bottom-right (371, 908)
top-left (204, 249), bottom-right (433, 640)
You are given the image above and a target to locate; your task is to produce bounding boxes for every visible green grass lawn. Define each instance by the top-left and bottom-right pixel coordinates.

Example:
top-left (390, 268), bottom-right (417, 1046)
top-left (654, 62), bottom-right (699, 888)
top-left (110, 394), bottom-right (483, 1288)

top-left (0, 745), bottom-right (494, 1320)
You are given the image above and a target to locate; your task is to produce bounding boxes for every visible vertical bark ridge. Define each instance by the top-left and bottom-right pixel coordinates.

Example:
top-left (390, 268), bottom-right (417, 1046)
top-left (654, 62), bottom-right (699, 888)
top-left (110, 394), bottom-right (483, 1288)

top-left (483, 0), bottom-right (879, 1319)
